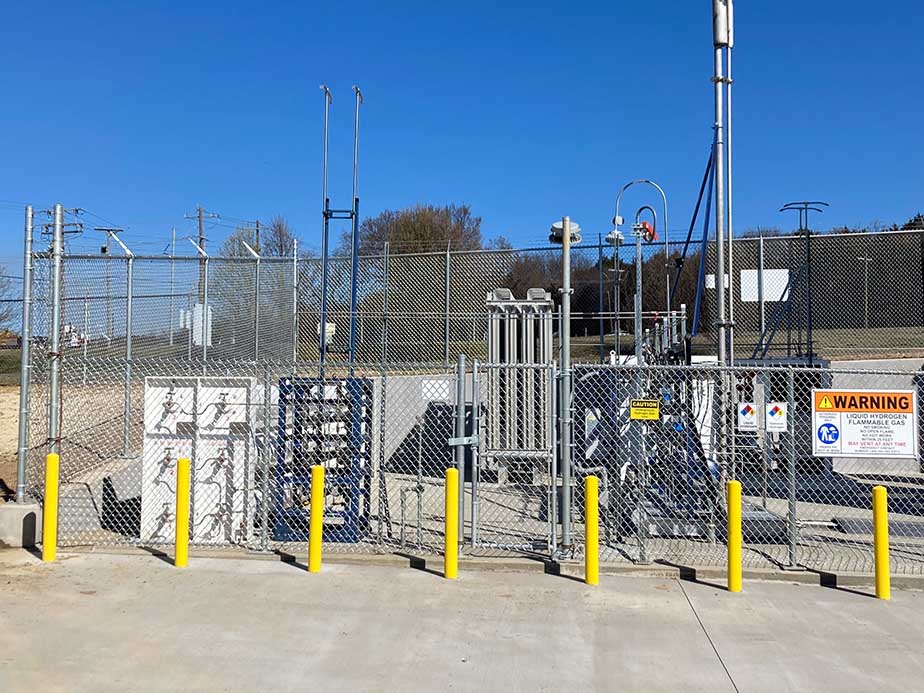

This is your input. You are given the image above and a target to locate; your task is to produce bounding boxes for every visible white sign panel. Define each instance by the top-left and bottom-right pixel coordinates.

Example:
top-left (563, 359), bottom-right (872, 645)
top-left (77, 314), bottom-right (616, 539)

top-left (811, 389), bottom-right (919, 459)
top-left (766, 401), bottom-right (788, 433)
top-left (739, 269), bottom-right (790, 303)
top-left (737, 402), bottom-right (758, 431)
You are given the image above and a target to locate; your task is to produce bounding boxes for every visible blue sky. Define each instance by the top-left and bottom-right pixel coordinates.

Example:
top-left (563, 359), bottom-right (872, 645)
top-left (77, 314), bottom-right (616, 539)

top-left (1, 1), bottom-right (922, 265)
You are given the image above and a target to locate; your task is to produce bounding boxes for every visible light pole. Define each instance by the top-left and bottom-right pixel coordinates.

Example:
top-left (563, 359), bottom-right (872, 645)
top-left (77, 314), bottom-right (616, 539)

top-left (612, 179), bottom-right (669, 354)
top-left (780, 200), bottom-right (829, 365)
top-left (550, 217), bottom-right (581, 552)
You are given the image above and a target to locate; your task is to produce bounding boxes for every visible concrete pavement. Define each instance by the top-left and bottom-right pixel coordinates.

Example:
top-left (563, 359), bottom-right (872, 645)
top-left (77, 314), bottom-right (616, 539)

top-left (0, 551), bottom-right (921, 692)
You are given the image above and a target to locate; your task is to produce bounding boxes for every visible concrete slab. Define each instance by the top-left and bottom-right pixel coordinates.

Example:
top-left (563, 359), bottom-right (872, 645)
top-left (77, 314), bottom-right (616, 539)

top-left (2, 551), bottom-right (923, 691)
top-left (0, 502), bottom-right (41, 548)
top-left (683, 579), bottom-right (924, 693)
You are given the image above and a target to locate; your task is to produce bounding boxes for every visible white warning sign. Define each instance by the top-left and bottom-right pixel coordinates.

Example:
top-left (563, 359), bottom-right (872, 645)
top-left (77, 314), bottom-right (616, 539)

top-left (811, 389), bottom-right (919, 459)
top-left (766, 402), bottom-right (788, 433)
top-left (737, 402), bottom-right (758, 431)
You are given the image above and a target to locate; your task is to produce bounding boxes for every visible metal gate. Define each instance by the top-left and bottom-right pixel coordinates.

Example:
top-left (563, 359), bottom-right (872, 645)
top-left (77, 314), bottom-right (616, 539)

top-left (469, 362), bottom-right (557, 556)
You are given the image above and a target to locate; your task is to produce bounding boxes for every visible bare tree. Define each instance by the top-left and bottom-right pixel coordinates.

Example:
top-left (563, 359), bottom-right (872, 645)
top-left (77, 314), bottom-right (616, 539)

top-left (219, 215), bottom-right (298, 258)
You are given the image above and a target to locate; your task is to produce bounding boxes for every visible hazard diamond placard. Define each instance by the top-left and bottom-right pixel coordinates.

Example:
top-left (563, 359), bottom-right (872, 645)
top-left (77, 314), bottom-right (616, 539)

top-left (811, 389), bottom-right (918, 459)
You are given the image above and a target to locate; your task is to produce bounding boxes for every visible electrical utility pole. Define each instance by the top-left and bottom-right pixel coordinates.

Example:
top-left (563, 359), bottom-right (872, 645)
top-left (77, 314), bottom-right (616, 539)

top-left (185, 206), bottom-right (219, 304)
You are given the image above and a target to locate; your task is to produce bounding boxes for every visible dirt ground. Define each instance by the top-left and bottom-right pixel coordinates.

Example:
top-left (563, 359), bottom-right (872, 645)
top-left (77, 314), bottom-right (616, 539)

top-left (0, 386), bottom-right (19, 494)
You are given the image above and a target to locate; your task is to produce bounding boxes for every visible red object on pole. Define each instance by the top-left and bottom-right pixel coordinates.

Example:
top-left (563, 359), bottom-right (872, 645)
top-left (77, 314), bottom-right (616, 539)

top-left (641, 221), bottom-right (657, 243)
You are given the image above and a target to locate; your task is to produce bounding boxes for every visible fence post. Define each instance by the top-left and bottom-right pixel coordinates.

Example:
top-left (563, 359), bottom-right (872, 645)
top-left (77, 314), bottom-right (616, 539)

top-left (454, 353), bottom-right (466, 550)
top-left (381, 242), bottom-right (390, 362)
top-left (292, 238), bottom-right (298, 363)
top-left (786, 369), bottom-right (798, 568)
top-left (726, 479), bottom-right (742, 592)
top-left (444, 243), bottom-right (451, 367)
top-left (585, 475), bottom-right (599, 586)
top-left (123, 255), bottom-right (133, 455)
top-left (15, 205), bottom-right (34, 502)
top-left (444, 467), bottom-right (459, 579)
top-left (873, 485), bottom-right (890, 600)
top-left (470, 360), bottom-right (480, 547)
top-left (81, 294), bottom-right (88, 385)
top-left (174, 457), bottom-right (190, 567)
top-left (260, 363), bottom-right (272, 551)
top-left (597, 234), bottom-right (605, 363)
top-left (308, 464), bottom-right (325, 573)
top-left (48, 204), bottom-right (64, 460)
top-left (254, 254), bottom-right (260, 361)
top-left (202, 257), bottom-right (209, 370)
top-left (41, 453), bottom-right (59, 561)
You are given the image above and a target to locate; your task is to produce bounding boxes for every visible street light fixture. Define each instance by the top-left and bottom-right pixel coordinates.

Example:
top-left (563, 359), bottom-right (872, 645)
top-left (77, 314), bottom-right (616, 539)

top-left (780, 200), bottom-right (829, 365)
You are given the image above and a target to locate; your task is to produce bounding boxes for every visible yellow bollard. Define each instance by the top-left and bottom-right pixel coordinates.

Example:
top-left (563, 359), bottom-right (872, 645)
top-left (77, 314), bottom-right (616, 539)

top-left (174, 457), bottom-right (191, 568)
top-left (726, 480), bottom-right (742, 593)
top-left (42, 453), bottom-right (60, 562)
top-left (444, 467), bottom-right (459, 580)
top-left (308, 465), bottom-right (325, 573)
top-left (585, 475), bottom-right (599, 585)
top-left (873, 485), bottom-right (890, 600)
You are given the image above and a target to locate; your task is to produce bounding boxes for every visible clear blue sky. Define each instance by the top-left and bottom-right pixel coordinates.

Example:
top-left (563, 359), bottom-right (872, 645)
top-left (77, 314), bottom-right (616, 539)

top-left (1, 1), bottom-right (922, 263)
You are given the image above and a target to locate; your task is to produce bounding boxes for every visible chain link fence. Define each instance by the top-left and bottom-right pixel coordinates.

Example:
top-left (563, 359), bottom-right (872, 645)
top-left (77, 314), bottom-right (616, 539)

top-left (699, 229), bottom-right (924, 361)
top-left (23, 353), bottom-right (924, 574)
top-left (14, 228), bottom-right (924, 575)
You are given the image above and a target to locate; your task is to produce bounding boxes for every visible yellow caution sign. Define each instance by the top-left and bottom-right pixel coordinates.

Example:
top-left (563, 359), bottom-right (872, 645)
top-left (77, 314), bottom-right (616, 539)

top-left (630, 399), bottom-right (660, 421)
top-left (818, 395), bottom-right (833, 410)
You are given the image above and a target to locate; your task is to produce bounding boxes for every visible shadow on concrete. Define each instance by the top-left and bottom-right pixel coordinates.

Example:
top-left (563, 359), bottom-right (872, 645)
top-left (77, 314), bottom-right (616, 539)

top-left (393, 551), bottom-right (444, 578)
top-left (657, 560), bottom-right (728, 591)
top-left (274, 550), bottom-right (308, 572)
top-left (811, 569), bottom-right (878, 599)
top-left (546, 561), bottom-right (588, 584)
top-left (139, 545), bottom-right (176, 566)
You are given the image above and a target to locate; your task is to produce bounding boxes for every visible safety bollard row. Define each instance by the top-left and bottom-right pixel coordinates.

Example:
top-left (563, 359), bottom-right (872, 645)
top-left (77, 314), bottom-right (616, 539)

top-left (36, 456), bottom-right (896, 600)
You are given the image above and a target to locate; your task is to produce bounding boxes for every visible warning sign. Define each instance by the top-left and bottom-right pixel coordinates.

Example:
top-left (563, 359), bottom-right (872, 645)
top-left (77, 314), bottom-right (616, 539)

top-left (766, 402), bottom-right (788, 433)
top-left (811, 389), bottom-right (918, 459)
top-left (737, 402), bottom-right (758, 431)
top-left (629, 399), bottom-right (660, 421)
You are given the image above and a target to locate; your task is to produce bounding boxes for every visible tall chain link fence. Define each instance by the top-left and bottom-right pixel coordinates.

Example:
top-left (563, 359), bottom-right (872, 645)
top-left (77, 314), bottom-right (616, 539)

top-left (28, 227), bottom-right (924, 369)
top-left (699, 229), bottom-right (924, 361)
top-left (15, 228), bottom-right (924, 574)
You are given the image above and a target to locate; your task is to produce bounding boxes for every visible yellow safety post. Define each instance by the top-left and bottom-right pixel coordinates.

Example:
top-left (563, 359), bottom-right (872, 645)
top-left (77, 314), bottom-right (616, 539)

top-left (174, 457), bottom-right (191, 568)
top-left (585, 475), bottom-right (599, 585)
top-left (308, 465), bottom-right (325, 573)
top-left (444, 467), bottom-right (459, 580)
top-left (873, 485), bottom-right (890, 600)
top-left (42, 453), bottom-right (60, 562)
top-left (726, 480), bottom-right (742, 593)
